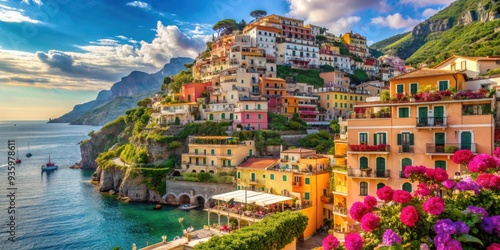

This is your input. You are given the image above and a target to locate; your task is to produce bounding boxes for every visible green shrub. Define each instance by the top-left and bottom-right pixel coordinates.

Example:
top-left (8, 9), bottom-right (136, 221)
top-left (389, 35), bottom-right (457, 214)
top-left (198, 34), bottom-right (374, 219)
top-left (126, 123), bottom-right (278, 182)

top-left (169, 141), bottom-right (182, 150)
top-left (197, 172), bottom-right (212, 182)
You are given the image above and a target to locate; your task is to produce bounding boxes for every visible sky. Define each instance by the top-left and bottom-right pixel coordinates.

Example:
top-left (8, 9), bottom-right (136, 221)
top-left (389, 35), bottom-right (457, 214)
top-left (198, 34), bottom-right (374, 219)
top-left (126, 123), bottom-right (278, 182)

top-left (0, 0), bottom-right (456, 120)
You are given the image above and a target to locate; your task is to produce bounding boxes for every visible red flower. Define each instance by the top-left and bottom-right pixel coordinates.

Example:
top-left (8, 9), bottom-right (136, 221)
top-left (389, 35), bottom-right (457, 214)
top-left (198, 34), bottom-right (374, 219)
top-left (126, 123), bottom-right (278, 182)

top-left (400, 206), bottom-right (419, 227)
top-left (377, 186), bottom-right (394, 202)
top-left (422, 197), bottom-right (445, 215)
top-left (363, 195), bottom-right (377, 209)
top-left (432, 168), bottom-right (449, 182)
top-left (393, 190), bottom-right (412, 204)
top-left (345, 233), bottom-right (363, 250)
top-left (404, 165), bottom-right (427, 178)
top-left (487, 243), bottom-right (500, 250)
top-left (477, 174), bottom-right (495, 188)
top-left (414, 183), bottom-right (431, 197)
top-left (452, 149), bottom-right (474, 165)
top-left (322, 234), bottom-right (340, 250)
top-left (349, 202), bottom-right (368, 221)
top-left (360, 213), bottom-right (380, 232)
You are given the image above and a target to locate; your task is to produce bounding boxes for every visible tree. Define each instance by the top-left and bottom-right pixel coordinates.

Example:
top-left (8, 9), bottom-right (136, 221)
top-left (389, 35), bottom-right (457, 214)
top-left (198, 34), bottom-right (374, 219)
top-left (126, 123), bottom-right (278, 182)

top-left (316, 35), bottom-right (327, 43)
top-left (236, 19), bottom-right (246, 31)
top-left (212, 19), bottom-right (237, 36)
top-left (137, 98), bottom-right (152, 108)
top-left (161, 77), bottom-right (171, 91)
top-left (250, 10), bottom-right (267, 20)
top-left (170, 70), bottom-right (194, 93)
top-left (319, 27), bottom-right (328, 35)
top-left (329, 120), bottom-right (340, 133)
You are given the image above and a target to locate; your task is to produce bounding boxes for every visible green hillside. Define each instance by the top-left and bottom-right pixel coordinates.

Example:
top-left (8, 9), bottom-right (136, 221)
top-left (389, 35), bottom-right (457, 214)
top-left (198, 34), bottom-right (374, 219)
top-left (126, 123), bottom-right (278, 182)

top-left (370, 0), bottom-right (500, 66)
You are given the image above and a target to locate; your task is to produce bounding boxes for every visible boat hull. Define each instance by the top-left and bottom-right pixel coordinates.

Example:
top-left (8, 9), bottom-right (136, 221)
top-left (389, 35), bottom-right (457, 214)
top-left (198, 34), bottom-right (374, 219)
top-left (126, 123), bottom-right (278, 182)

top-left (41, 165), bottom-right (58, 171)
top-left (178, 204), bottom-right (198, 210)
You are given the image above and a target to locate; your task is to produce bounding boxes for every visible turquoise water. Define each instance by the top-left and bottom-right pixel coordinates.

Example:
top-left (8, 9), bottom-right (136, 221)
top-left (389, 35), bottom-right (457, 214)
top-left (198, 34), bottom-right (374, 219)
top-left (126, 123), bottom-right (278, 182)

top-left (0, 121), bottom-right (208, 250)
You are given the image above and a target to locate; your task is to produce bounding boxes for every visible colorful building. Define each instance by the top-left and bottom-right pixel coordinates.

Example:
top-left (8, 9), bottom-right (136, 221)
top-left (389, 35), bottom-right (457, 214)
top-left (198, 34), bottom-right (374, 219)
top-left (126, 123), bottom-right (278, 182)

top-left (233, 97), bottom-right (269, 130)
top-left (179, 82), bottom-right (212, 102)
top-left (236, 158), bottom-right (279, 192)
top-left (181, 136), bottom-right (256, 174)
top-left (433, 55), bottom-right (500, 78)
top-left (343, 32), bottom-right (369, 58)
top-left (331, 119), bottom-right (350, 240)
top-left (259, 77), bottom-right (287, 113)
top-left (390, 68), bottom-right (467, 96)
top-left (320, 71), bottom-right (350, 87)
top-left (314, 88), bottom-right (370, 120)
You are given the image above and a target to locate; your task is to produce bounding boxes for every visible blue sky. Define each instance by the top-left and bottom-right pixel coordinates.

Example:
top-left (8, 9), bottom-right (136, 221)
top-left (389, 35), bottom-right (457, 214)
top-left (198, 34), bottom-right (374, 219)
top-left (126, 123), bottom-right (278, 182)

top-left (0, 0), bottom-right (455, 120)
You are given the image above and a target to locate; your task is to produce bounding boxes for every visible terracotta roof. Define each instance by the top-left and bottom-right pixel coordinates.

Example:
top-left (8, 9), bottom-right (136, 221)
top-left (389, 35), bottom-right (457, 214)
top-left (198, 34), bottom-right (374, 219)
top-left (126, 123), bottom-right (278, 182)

top-left (282, 148), bottom-right (316, 154)
top-left (391, 68), bottom-right (463, 80)
top-left (433, 55), bottom-right (500, 69)
top-left (261, 77), bottom-right (286, 82)
top-left (238, 158), bottom-right (279, 169)
top-left (193, 136), bottom-right (233, 139)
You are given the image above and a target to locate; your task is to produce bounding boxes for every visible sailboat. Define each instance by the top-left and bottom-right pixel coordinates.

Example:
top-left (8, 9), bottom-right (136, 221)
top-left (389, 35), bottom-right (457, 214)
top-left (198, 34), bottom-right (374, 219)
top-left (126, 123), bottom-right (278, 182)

top-left (41, 154), bottom-right (58, 171)
top-left (15, 149), bottom-right (21, 164)
top-left (26, 142), bottom-right (32, 158)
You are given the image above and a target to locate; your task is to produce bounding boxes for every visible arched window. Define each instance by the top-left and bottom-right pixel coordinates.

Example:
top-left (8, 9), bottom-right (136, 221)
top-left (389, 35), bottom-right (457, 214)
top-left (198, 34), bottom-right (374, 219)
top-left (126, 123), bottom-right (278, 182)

top-left (221, 113), bottom-right (226, 119)
top-left (377, 183), bottom-right (385, 190)
top-left (360, 182), bottom-right (368, 196)
top-left (376, 157), bottom-right (386, 177)
top-left (402, 182), bottom-right (412, 192)
top-left (435, 160), bottom-right (446, 170)
top-left (360, 157), bottom-right (368, 169)
top-left (402, 158), bottom-right (412, 178)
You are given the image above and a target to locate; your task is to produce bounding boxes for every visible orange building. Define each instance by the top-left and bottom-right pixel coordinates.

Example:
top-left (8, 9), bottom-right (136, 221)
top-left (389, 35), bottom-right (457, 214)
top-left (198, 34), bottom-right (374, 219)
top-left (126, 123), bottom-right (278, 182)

top-left (179, 82), bottom-right (212, 102)
top-left (259, 77), bottom-right (287, 113)
top-left (390, 68), bottom-right (467, 97)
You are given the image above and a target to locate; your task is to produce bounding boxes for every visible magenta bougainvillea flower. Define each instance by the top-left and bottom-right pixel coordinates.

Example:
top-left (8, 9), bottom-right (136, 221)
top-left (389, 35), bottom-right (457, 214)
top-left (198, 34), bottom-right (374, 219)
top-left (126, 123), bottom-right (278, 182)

top-left (377, 186), bottom-right (394, 202)
top-left (321, 234), bottom-right (340, 250)
top-left (393, 190), bottom-right (412, 204)
top-left (423, 197), bottom-right (445, 215)
top-left (360, 213), bottom-right (380, 232)
top-left (400, 206), bottom-right (419, 227)
top-left (452, 149), bottom-right (475, 165)
top-left (349, 201), bottom-right (368, 222)
top-left (467, 154), bottom-right (499, 172)
top-left (363, 195), bottom-right (377, 209)
top-left (344, 233), bottom-right (363, 250)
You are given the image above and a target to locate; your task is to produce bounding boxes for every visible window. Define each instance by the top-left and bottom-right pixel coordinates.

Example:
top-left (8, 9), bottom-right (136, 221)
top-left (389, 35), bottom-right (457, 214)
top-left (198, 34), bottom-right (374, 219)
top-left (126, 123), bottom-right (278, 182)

top-left (327, 103), bottom-right (330, 108)
top-left (360, 157), bottom-right (368, 169)
top-left (410, 83), bottom-right (418, 95)
top-left (396, 84), bottom-right (404, 94)
top-left (398, 107), bottom-right (410, 118)
top-left (263, 174), bottom-right (266, 178)
top-left (435, 160), bottom-right (446, 170)
top-left (211, 149), bottom-right (214, 155)
top-left (438, 80), bottom-right (449, 91)
top-left (245, 105), bottom-right (249, 110)
top-left (374, 132), bottom-right (387, 145)
top-left (397, 133), bottom-right (414, 145)
top-left (360, 97), bottom-right (363, 101)
top-left (237, 172), bottom-right (240, 178)
top-left (461, 61), bottom-right (466, 70)
top-left (304, 192), bottom-right (310, 200)
top-left (305, 177), bottom-right (310, 185)
top-left (359, 132), bottom-right (368, 144)
top-left (227, 149), bottom-right (231, 155)
top-left (402, 182), bottom-right (412, 192)
top-left (282, 175), bottom-right (287, 181)
top-left (360, 182), bottom-right (368, 196)
top-left (270, 174), bottom-right (274, 180)
top-left (451, 62), bottom-right (456, 71)
top-left (335, 94), bottom-right (338, 99)
top-left (246, 114), bottom-right (250, 119)
top-left (327, 95), bottom-right (330, 100)
top-left (402, 158), bottom-right (412, 177)
top-left (377, 183), bottom-right (385, 190)
top-left (350, 96), bottom-right (353, 100)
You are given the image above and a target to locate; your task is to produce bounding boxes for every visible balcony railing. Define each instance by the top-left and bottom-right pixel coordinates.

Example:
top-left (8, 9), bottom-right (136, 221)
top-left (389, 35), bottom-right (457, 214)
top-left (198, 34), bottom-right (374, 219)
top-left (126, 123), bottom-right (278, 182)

top-left (348, 168), bottom-right (390, 178)
top-left (426, 143), bottom-right (477, 154)
top-left (348, 144), bottom-right (390, 153)
top-left (333, 205), bottom-right (348, 216)
top-left (350, 112), bottom-right (392, 119)
top-left (333, 185), bottom-right (348, 193)
top-left (292, 181), bottom-right (301, 186)
top-left (399, 145), bottom-right (414, 153)
top-left (321, 195), bottom-right (333, 203)
top-left (416, 117), bottom-right (448, 127)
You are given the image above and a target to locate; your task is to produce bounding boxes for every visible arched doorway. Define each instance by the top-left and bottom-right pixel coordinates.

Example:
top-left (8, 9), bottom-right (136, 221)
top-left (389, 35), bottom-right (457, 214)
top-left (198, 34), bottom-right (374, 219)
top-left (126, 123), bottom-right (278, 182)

top-left (165, 194), bottom-right (177, 205)
top-left (192, 170), bottom-right (197, 173)
top-left (178, 194), bottom-right (191, 205)
top-left (209, 170), bottom-right (215, 174)
top-left (172, 171), bottom-right (181, 176)
top-left (195, 196), bottom-right (206, 208)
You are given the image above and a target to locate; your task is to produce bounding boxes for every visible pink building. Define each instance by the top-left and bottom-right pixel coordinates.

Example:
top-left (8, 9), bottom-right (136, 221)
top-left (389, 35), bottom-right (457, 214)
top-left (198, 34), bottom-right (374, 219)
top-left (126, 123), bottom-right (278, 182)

top-left (179, 82), bottom-right (212, 102)
top-left (233, 97), bottom-right (269, 130)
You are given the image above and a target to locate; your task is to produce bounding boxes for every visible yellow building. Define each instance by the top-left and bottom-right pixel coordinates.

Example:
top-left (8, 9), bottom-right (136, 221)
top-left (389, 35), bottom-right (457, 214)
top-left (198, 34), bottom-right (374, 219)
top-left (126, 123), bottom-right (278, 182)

top-left (390, 68), bottom-right (467, 97)
top-left (236, 158), bottom-right (279, 192)
top-left (181, 136), bottom-right (255, 173)
top-left (331, 120), bottom-right (350, 240)
top-left (314, 89), bottom-right (370, 119)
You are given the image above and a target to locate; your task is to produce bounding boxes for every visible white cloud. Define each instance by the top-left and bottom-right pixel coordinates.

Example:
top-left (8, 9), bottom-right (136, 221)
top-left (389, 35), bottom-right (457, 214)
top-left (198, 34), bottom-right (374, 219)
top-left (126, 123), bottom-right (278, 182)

top-left (399, 0), bottom-right (456, 7)
top-left (0, 4), bottom-right (41, 23)
top-left (126, 1), bottom-right (151, 10)
top-left (21, 0), bottom-right (42, 6)
top-left (0, 21), bottom-right (206, 91)
top-left (371, 13), bottom-right (422, 30)
top-left (422, 8), bottom-right (440, 17)
top-left (286, 0), bottom-right (388, 35)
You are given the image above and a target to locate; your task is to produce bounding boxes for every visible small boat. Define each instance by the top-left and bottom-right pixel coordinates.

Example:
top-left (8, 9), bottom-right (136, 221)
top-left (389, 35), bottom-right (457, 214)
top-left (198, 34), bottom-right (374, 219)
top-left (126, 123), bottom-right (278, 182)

top-left (178, 204), bottom-right (197, 211)
top-left (26, 142), bottom-right (32, 158)
top-left (41, 154), bottom-right (58, 171)
top-left (154, 204), bottom-right (162, 210)
top-left (15, 150), bottom-right (21, 164)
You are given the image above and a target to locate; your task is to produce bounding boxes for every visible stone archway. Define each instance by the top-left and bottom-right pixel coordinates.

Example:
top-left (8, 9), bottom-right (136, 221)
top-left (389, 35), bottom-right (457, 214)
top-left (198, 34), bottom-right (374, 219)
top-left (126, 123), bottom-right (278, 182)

top-left (172, 171), bottom-right (181, 176)
top-left (195, 195), bottom-right (206, 208)
top-left (208, 170), bottom-right (215, 174)
top-left (164, 193), bottom-right (177, 205)
top-left (178, 194), bottom-right (191, 205)
top-left (192, 170), bottom-right (197, 173)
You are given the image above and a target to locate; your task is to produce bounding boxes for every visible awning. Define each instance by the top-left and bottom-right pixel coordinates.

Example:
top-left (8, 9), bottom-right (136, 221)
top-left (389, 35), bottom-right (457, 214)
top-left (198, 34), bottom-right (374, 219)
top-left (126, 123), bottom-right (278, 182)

top-left (210, 190), bottom-right (292, 206)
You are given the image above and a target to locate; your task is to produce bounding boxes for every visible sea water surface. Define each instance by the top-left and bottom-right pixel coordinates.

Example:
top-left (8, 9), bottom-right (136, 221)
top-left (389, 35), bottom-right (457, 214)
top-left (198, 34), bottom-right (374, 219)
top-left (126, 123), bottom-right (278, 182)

top-left (0, 121), bottom-right (207, 250)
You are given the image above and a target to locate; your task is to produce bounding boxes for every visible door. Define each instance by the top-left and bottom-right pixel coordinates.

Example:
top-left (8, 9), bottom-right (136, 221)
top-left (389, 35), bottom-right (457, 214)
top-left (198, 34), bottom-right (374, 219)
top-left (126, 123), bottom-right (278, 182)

top-left (435, 133), bottom-right (445, 153)
top-left (461, 131), bottom-right (472, 150)
top-left (376, 157), bottom-right (385, 177)
top-left (434, 106), bottom-right (444, 125)
top-left (251, 173), bottom-right (256, 181)
top-left (418, 107), bottom-right (428, 125)
top-left (249, 149), bottom-right (253, 157)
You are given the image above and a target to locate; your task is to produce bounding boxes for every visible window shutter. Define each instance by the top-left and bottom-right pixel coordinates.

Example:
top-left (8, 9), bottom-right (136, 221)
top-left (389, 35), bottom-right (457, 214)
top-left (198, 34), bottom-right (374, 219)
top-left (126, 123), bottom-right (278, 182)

top-left (373, 134), bottom-right (377, 145)
top-left (397, 134), bottom-right (402, 145)
top-left (409, 134), bottom-right (414, 145)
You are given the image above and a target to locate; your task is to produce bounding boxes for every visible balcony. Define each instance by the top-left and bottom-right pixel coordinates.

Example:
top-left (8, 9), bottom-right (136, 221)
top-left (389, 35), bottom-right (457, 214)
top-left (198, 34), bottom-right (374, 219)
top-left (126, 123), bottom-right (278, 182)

top-left (299, 110), bottom-right (320, 115)
top-left (321, 195), bottom-right (333, 203)
top-left (292, 181), bottom-right (301, 186)
top-left (348, 144), bottom-right (390, 155)
top-left (249, 178), bottom-right (258, 184)
top-left (348, 168), bottom-right (390, 179)
top-left (333, 185), bottom-right (347, 195)
top-left (416, 117), bottom-right (448, 130)
top-left (333, 205), bottom-right (348, 216)
top-left (426, 143), bottom-right (477, 155)
top-left (350, 112), bottom-right (392, 119)
top-left (399, 145), bottom-right (414, 153)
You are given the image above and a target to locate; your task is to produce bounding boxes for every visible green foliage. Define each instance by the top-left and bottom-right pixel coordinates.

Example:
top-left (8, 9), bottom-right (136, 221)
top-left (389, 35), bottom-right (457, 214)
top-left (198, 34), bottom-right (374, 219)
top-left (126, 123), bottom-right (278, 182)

top-left (369, 48), bottom-right (383, 58)
top-left (249, 10), bottom-right (267, 19)
top-left (197, 172), bottom-right (212, 182)
top-left (136, 98), bottom-right (152, 107)
top-left (176, 121), bottom-right (229, 139)
top-left (298, 130), bottom-right (334, 153)
top-left (255, 130), bottom-right (284, 153)
top-left (213, 19), bottom-right (238, 36)
top-left (348, 69), bottom-right (369, 84)
top-left (329, 120), bottom-right (340, 133)
top-left (370, 32), bottom-right (411, 51)
top-left (268, 112), bottom-right (307, 131)
top-left (319, 64), bottom-right (336, 72)
top-left (194, 211), bottom-right (308, 250)
top-left (380, 90), bottom-right (391, 102)
top-left (277, 65), bottom-right (324, 87)
top-left (137, 167), bottom-right (171, 196)
top-left (146, 134), bottom-right (175, 144)
top-left (168, 141), bottom-right (182, 150)
top-left (480, 68), bottom-right (500, 76)
top-left (170, 70), bottom-right (194, 93)
top-left (316, 35), bottom-right (327, 43)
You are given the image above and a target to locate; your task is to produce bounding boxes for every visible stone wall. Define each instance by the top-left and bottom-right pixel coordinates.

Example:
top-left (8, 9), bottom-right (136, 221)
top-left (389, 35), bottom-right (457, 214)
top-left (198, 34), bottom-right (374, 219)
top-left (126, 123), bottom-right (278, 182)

top-left (164, 180), bottom-right (236, 207)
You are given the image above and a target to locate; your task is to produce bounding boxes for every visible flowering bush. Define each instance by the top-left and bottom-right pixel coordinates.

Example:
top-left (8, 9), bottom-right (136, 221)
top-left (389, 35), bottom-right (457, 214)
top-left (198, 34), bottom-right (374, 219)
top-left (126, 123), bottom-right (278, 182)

top-left (322, 147), bottom-right (500, 250)
top-left (349, 144), bottom-right (387, 152)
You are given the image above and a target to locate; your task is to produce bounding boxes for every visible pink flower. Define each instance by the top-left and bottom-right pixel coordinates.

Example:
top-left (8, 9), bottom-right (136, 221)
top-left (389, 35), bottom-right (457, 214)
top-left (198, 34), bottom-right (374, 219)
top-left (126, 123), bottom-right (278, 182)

top-left (452, 149), bottom-right (474, 165)
top-left (477, 174), bottom-right (495, 188)
top-left (404, 165), bottom-right (427, 178)
top-left (442, 180), bottom-right (456, 189)
top-left (432, 168), bottom-right (449, 182)
top-left (422, 197), bottom-right (445, 215)
top-left (414, 183), bottom-right (430, 197)
top-left (349, 202), bottom-right (368, 221)
top-left (360, 213), bottom-right (380, 232)
top-left (363, 196), bottom-right (377, 209)
top-left (468, 154), bottom-right (499, 173)
top-left (322, 234), bottom-right (340, 250)
top-left (345, 233), bottom-right (363, 250)
top-left (487, 243), bottom-right (500, 250)
top-left (400, 206), bottom-right (419, 227)
top-left (393, 190), bottom-right (412, 204)
top-left (377, 186), bottom-right (394, 202)
top-left (493, 147), bottom-right (500, 158)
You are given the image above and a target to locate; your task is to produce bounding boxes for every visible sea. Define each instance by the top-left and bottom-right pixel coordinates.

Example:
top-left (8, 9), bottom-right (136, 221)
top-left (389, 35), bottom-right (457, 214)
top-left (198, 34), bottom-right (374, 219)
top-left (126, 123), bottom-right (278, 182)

top-left (0, 121), bottom-right (208, 250)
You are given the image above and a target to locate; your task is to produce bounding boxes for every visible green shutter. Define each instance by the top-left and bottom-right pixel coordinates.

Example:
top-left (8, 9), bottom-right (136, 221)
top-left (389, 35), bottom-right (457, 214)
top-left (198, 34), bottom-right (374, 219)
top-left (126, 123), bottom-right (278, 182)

top-left (397, 84), bottom-right (404, 93)
top-left (282, 175), bottom-right (287, 181)
top-left (305, 192), bottom-right (310, 200)
top-left (305, 178), bottom-right (310, 185)
top-left (397, 134), bottom-right (402, 145)
top-left (409, 134), bottom-right (414, 145)
top-left (410, 83), bottom-right (418, 94)
top-left (373, 134), bottom-right (377, 145)
top-left (237, 172), bottom-right (240, 178)
top-left (270, 174), bottom-right (274, 180)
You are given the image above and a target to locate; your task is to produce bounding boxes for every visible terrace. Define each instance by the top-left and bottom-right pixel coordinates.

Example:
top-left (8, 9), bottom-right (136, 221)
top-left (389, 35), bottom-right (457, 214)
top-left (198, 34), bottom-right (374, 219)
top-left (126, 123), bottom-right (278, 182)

top-left (347, 168), bottom-right (390, 179)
